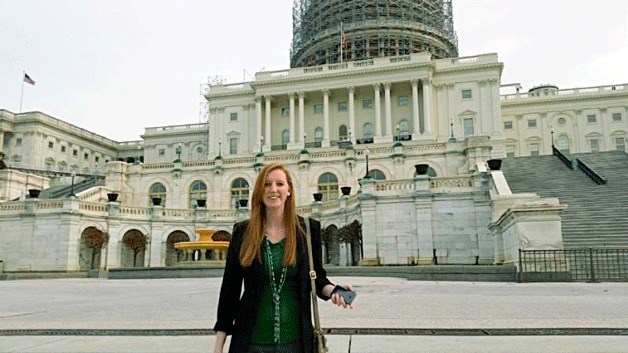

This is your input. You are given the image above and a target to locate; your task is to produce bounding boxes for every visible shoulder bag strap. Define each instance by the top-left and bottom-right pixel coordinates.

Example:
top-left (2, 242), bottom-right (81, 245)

top-left (304, 217), bottom-right (326, 351)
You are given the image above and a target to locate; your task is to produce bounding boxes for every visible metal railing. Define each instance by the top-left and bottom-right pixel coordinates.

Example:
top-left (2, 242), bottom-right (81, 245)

top-left (519, 249), bottom-right (628, 282)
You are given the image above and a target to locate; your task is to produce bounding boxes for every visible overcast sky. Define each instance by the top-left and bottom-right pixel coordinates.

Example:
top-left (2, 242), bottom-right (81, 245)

top-left (1, 0), bottom-right (626, 142)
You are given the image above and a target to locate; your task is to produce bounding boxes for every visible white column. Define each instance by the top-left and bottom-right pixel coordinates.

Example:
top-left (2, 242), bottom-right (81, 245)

top-left (255, 97), bottom-right (262, 152)
top-left (264, 96), bottom-right (271, 151)
top-left (323, 89), bottom-right (330, 147)
top-left (373, 83), bottom-right (382, 139)
top-left (298, 92), bottom-right (305, 147)
top-left (422, 79), bottom-right (432, 134)
top-left (600, 107), bottom-right (609, 151)
top-left (411, 79), bottom-right (420, 136)
top-left (348, 86), bottom-right (356, 144)
top-left (289, 93), bottom-right (296, 144)
top-left (384, 82), bottom-right (392, 140)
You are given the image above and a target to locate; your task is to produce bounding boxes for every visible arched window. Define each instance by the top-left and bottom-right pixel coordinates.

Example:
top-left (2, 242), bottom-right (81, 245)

top-left (317, 172), bottom-right (339, 201)
top-left (189, 180), bottom-right (207, 208)
top-left (149, 182), bottom-right (167, 206)
top-left (339, 125), bottom-right (348, 140)
top-left (314, 127), bottom-right (323, 142)
top-left (282, 130), bottom-right (290, 146)
top-left (556, 135), bottom-right (570, 153)
top-left (363, 123), bottom-right (373, 141)
top-left (413, 166), bottom-right (437, 177)
top-left (231, 178), bottom-right (250, 208)
top-left (369, 169), bottom-right (386, 180)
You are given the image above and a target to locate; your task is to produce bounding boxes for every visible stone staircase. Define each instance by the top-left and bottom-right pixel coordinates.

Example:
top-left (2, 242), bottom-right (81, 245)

top-left (501, 151), bottom-right (628, 249)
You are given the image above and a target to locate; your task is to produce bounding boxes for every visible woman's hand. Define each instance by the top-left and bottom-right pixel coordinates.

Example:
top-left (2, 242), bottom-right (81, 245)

top-left (328, 284), bottom-right (354, 309)
top-left (213, 331), bottom-right (227, 353)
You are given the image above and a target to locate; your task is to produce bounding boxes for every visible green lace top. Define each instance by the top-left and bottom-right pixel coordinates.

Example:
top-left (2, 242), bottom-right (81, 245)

top-left (250, 238), bottom-right (300, 344)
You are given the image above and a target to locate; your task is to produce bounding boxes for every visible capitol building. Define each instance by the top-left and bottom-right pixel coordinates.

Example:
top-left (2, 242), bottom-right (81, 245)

top-left (0, 0), bottom-right (626, 277)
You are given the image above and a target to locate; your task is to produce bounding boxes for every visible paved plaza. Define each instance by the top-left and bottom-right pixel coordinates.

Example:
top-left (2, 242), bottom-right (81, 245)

top-left (1, 276), bottom-right (628, 352)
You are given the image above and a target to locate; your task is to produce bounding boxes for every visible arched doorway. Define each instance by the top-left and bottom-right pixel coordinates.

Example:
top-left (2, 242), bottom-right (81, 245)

top-left (337, 220), bottom-right (363, 266)
top-left (79, 227), bottom-right (108, 271)
top-left (166, 231), bottom-right (190, 266)
top-left (121, 230), bottom-right (147, 268)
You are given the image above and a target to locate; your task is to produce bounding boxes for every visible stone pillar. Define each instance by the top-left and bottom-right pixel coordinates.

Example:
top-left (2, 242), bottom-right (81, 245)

top-left (289, 93), bottom-right (296, 144)
top-left (384, 82), bottom-right (392, 140)
top-left (413, 175), bottom-right (434, 264)
top-left (255, 97), bottom-right (263, 152)
top-left (422, 79), bottom-right (432, 135)
top-left (264, 96), bottom-right (272, 151)
top-left (600, 107), bottom-right (609, 151)
top-left (348, 86), bottom-right (356, 144)
top-left (298, 92), bottom-right (305, 147)
top-left (411, 79), bottom-right (420, 136)
top-left (322, 89), bottom-right (330, 147)
top-left (373, 83), bottom-right (382, 140)
top-left (358, 181), bottom-right (379, 265)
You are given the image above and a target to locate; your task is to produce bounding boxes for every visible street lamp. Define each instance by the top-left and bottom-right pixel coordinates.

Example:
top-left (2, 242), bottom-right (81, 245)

top-left (364, 147), bottom-right (371, 179)
top-left (136, 145), bottom-right (142, 164)
top-left (175, 144), bottom-right (182, 162)
top-left (550, 128), bottom-right (555, 147)
top-left (70, 170), bottom-right (76, 197)
top-left (396, 123), bottom-right (400, 141)
top-left (218, 139), bottom-right (222, 158)
top-left (259, 136), bottom-right (264, 154)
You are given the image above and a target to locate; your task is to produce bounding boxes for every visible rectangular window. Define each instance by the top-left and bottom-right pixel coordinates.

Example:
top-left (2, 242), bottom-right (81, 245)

top-left (616, 137), bottom-right (626, 152)
top-left (95, 156), bottom-right (100, 162)
top-left (281, 107), bottom-right (290, 117)
top-left (229, 138), bottom-right (237, 155)
top-left (504, 121), bottom-right (513, 129)
top-left (462, 89), bottom-right (472, 99)
top-left (506, 145), bottom-right (515, 158)
top-left (61, 146), bottom-right (66, 153)
top-left (528, 119), bottom-right (537, 128)
top-left (84, 153), bottom-right (89, 160)
top-left (73, 149), bottom-right (78, 156)
top-left (48, 141), bottom-right (54, 148)
top-left (463, 118), bottom-right (474, 136)
top-left (362, 99), bottom-right (373, 109)
top-left (397, 96), bottom-right (408, 106)
top-left (587, 114), bottom-right (597, 123)
top-left (338, 102), bottom-right (347, 111)
top-left (529, 143), bottom-right (540, 156)
top-left (230, 112), bottom-right (238, 121)
top-left (613, 113), bottom-right (622, 122)
top-left (16, 138), bottom-right (22, 146)
top-left (313, 104), bottom-right (323, 114)
top-left (590, 139), bottom-right (600, 152)
top-left (158, 149), bottom-right (165, 156)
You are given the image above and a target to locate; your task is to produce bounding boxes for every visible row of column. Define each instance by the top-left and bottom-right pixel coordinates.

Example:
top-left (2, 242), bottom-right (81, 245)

top-left (254, 79), bottom-right (433, 151)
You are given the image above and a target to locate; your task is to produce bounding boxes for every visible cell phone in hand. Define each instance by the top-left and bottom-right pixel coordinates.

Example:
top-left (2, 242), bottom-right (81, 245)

top-left (332, 285), bottom-right (356, 305)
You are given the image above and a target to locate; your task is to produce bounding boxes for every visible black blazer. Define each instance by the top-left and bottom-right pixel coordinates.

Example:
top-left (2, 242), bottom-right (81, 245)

top-left (214, 216), bottom-right (332, 353)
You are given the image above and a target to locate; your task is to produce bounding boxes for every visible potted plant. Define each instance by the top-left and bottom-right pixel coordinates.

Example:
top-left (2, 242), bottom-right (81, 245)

top-left (28, 189), bottom-right (41, 198)
top-left (340, 186), bottom-right (351, 196)
top-left (313, 193), bottom-right (323, 202)
top-left (238, 199), bottom-right (249, 208)
top-left (414, 164), bottom-right (429, 175)
top-left (196, 199), bottom-right (206, 208)
top-left (487, 159), bottom-right (502, 171)
top-left (151, 197), bottom-right (162, 206)
top-left (107, 193), bottom-right (119, 202)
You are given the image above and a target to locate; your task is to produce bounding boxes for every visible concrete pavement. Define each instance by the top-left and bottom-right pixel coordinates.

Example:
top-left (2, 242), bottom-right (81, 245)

top-left (1, 277), bottom-right (628, 352)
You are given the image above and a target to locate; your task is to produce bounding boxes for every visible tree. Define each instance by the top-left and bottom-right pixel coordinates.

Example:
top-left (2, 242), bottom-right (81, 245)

top-left (123, 232), bottom-right (147, 267)
top-left (84, 230), bottom-right (108, 270)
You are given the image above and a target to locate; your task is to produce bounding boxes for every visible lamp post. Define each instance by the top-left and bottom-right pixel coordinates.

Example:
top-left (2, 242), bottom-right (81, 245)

top-left (364, 147), bottom-right (371, 179)
top-left (396, 123), bottom-right (400, 141)
top-left (136, 145), bottom-right (142, 164)
top-left (259, 136), bottom-right (264, 154)
top-left (551, 129), bottom-right (555, 147)
top-left (175, 144), bottom-right (182, 162)
top-left (218, 139), bottom-right (222, 158)
top-left (70, 170), bottom-right (76, 197)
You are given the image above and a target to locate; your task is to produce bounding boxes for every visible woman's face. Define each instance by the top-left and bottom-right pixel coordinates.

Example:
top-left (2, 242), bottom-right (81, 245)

top-left (263, 168), bottom-right (291, 210)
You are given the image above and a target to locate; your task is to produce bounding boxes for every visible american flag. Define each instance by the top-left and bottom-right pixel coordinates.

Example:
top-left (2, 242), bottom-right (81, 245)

top-left (23, 73), bottom-right (36, 85)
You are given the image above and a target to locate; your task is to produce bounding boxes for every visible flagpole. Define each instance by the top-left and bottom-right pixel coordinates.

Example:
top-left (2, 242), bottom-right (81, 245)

top-left (19, 71), bottom-right (25, 113)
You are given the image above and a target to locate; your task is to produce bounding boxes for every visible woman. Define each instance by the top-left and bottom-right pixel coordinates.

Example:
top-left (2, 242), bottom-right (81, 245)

top-left (214, 162), bottom-right (352, 353)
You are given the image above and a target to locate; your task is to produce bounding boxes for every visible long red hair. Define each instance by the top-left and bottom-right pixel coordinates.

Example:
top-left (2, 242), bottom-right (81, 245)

top-left (239, 162), bottom-right (304, 267)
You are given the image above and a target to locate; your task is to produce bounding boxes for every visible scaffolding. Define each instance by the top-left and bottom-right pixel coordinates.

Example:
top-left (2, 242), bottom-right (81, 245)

top-left (290, 0), bottom-right (458, 68)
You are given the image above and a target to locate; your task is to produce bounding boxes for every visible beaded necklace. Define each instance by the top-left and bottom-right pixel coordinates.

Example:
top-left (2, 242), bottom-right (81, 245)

top-left (264, 237), bottom-right (287, 344)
